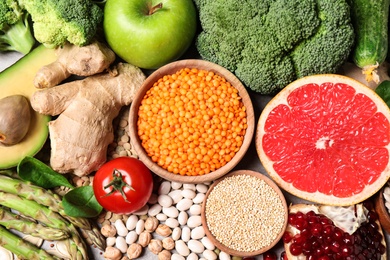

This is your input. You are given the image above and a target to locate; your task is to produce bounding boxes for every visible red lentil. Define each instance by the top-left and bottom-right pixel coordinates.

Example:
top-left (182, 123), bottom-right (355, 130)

top-left (137, 68), bottom-right (247, 176)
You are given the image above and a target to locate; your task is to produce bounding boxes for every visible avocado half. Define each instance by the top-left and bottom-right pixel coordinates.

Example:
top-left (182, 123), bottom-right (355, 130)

top-left (0, 45), bottom-right (56, 169)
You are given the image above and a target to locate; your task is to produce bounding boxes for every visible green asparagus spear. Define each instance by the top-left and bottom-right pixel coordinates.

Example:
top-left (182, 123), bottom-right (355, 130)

top-left (0, 192), bottom-right (88, 260)
top-left (79, 221), bottom-right (106, 251)
top-left (0, 175), bottom-right (91, 230)
top-left (0, 225), bottom-right (58, 260)
top-left (0, 206), bottom-right (69, 240)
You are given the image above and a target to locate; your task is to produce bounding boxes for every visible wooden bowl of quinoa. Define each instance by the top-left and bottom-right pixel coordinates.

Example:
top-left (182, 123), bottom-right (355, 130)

top-left (201, 170), bottom-right (288, 257)
top-left (128, 59), bottom-right (255, 184)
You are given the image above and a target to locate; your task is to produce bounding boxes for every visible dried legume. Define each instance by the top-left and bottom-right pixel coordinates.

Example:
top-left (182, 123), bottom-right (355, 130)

top-left (137, 68), bottom-right (247, 176)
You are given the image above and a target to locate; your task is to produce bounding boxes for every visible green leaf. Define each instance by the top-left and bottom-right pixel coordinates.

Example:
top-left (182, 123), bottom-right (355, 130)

top-left (62, 186), bottom-right (103, 218)
top-left (17, 156), bottom-right (74, 189)
top-left (375, 80), bottom-right (390, 108)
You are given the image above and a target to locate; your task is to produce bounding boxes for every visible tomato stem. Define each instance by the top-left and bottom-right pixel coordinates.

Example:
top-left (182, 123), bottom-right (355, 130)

top-left (148, 2), bottom-right (163, 15)
top-left (103, 169), bottom-right (135, 203)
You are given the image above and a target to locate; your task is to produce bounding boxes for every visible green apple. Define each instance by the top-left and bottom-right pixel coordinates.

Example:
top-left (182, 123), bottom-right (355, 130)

top-left (103, 0), bottom-right (197, 69)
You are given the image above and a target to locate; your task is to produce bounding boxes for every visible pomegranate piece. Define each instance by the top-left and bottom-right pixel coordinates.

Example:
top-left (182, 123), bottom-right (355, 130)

top-left (285, 205), bottom-right (386, 259)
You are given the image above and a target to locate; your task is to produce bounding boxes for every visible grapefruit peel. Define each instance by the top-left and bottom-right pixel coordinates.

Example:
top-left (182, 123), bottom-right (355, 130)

top-left (256, 74), bottom-right (390, 206)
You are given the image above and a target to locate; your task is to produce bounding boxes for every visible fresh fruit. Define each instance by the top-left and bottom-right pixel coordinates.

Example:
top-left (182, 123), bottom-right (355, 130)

top-left (93, 157), bottom-right (153, 214)
top-left (0, 95), bottom-right (31, 145)
top-left (103, 0), bottom-right (197, 69)
top-left (256, 74), bottom-right (390, 205)
top-left (0, 45), bottom-right (56, 169)
top-left (283, 203), bottom-right (387, 259)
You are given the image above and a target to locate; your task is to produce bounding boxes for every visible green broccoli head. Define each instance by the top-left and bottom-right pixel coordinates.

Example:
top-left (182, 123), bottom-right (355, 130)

top-left (0, 0), bottom-right (35, 54)
top-left (19, 0), bottom-right (103, 48)
top-left (0, 0), bottom-right (22, 29)
top-left (194, 0), bottom-right (354, 95)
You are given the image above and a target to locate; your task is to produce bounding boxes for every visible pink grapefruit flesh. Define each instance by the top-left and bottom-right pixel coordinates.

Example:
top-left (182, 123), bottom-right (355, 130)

top-left (256, 74), bottom-right (390, 206)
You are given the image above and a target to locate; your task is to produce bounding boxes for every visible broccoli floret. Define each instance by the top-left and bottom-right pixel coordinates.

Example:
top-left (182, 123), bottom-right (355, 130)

top-left (18, 0), bottom-right (103, 48)
top-left (0, 0), bottom-right (35, 54)
top-left (194, 0), bottom-right (355, 95)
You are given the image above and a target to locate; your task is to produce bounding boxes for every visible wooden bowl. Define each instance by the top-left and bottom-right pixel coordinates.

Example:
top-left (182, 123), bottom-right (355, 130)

top-left (374, 185), bottom-right (390, 234)
top-left (201, 170), bottom-right (288, 257)
top-left (128, 59), bottom-right (255, 184)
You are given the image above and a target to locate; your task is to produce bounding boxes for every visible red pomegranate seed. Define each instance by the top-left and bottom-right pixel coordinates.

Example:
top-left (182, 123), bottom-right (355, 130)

top-left (262, 252), bottom-right (277, 260)
top-left (286, 203), bottom-right (385, 259)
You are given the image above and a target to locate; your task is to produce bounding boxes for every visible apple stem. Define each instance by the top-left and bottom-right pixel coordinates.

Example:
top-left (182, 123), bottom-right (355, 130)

top-left (149, 2), bottom-right (163, 15)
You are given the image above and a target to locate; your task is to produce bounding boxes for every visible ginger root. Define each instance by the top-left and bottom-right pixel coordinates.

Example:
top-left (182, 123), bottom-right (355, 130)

top-left (34, 40), bottom-right (116, 89)
top-left (31, 63), bottom-right (145, 176)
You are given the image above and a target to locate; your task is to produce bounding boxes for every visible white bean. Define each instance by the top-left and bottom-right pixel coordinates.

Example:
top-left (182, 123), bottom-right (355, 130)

top-left (148, 204), bottom-right (162, 216)
top-left (156, 213), bottom-right (168, 221)
top-left (133, 204), bottom-right (149, 215)
top-left (201, 237), bottom-right (215, 250)
top-left (192, 193), bottom-right (206, 204)
top-left (125, 231), bottom-right (138, 244)
top-left (181, 226), bottom-right (191, 242)
top-left (106, 237), bottom-right (116, 247)
top-left (189, 204), bottom-right (202, 216)
top-left (183, 184), bottom-right (196, 191)
top-left (178, 211), bottom-right (188, 226)
top-left (218, 251), bottom-right (231, 260)
top-left (171, 253), bottom-right (185, 260)
top-left (384, 192), bottom-right (390, 202)
top-left (182, 189), bottom-right (196, 199)
top-left (188, 240), bottom-right (205, 254)
top-left (187, 252), bottom-right (199, 260)
top-left (135, 219), bottom-right (145, 235)
top-left (172, 227), bottom-right (182, 241)
top-left (158, 194), bottom-right (173, 208)
top-left (165, 218), bottom-right (180, 228)
top-left (125, 215), bottom-right (138, 231)
top-left (115, 236), bottom-right (128, 253)
top-left (384, 186), bottom-right (390, 195)
top-left (176, 198), bottom-right (193, 211)
top-left (175, 240), bottom-right (190, 257)
top-left (158, 181), bottom-right (171, 195)
top-left (196, 184), bottom-right (208, 193)
top-left (187, 216), bottom-right (202, 228)
top-left (191, 226), bottom-right (205, 240)
top-left (171, 181), bottom-right (183, 190)
top-left (168, 190), bottom-right (183, 204)
top-left (114, 219), bottom-right (128, 237)
top-left (162, 206), bottom-right (179, 218)
top-left (203, 249), bottom-right (217, 260)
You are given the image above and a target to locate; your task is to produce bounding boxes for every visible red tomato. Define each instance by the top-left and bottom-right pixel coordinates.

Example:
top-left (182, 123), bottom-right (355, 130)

top-left (93, 157), bottom-right (153, 214)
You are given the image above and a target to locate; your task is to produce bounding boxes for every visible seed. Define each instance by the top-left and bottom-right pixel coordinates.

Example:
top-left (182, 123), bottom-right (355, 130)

top-left (205, 174), bottom-right (286, 252)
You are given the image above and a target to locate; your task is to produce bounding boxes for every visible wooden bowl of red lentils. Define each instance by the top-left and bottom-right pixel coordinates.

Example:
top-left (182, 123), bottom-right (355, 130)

top-left (128, 59), bottom-right (255, 183)
top-left (201, 170), bottom-right (288, 257)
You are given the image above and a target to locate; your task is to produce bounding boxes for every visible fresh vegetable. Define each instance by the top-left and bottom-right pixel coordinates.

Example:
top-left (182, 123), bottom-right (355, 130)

top-left (30, 63), bottom-right (145, 176)
top-left (0, 225), bottom-right (57, 260)
top-left (16, 157), bottom-right (103, 219)
top-left (18, 0), bottom-right (103, 48)
top-left (93, 157), bottom-right (153, 214)
top-left (194, 0), bottom-right (355, 94)
top-left (0, 45), bottom-right (56, 170)
top-left (0, 95), bottom-right (31, 145)
top-left (0, 206), bottom-right (69, 241)
top-left (375, 80), bottom-right (390, 107)
top-left (0, 0), bottom-right (35, 54)
top-left (256, 74), bottom-right (390, 206)
top-left (283, 203), bottom-right (387, 259)
top-left (34, 40), bottom-right (116, 89)
top-left (104, 0), bottom-right (197, 69)
top-left (0, 191), bottom-right (88, 260)
top-left (349, 0), bottom-right (390, 83)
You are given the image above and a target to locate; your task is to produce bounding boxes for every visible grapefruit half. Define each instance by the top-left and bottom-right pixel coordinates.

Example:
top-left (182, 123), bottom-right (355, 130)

top-left (256, 74), bottom-right (390, 206)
